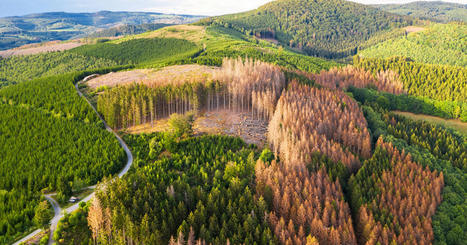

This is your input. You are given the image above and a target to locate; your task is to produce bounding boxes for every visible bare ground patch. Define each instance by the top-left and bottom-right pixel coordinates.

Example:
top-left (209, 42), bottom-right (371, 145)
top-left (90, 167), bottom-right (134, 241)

top-left (404, 26), bottom-right (426, 33)
top-left (113, 25), bottom-right (206, 44)
top-left (85, 64), bottom-right (218, 90)
top-left (0, 40), bottom-right (84, 58)
top-left (393, 111), bottom-right (467, 135)
top-left (125, 110), bottom-right (268, 146)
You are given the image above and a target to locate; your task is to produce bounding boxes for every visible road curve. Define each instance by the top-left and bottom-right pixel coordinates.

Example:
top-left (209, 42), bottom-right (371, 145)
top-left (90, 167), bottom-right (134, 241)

top-left (13, 76), bottom-right (134, 245)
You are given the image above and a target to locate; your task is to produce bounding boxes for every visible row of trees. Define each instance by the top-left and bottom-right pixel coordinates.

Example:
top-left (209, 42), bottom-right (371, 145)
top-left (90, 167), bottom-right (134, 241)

top-left (350, 138), bottom-right (444, 244)
top-left (268, 82), bottom-right (371, 171)
top-left (97, 58), bottom-right (286, 129)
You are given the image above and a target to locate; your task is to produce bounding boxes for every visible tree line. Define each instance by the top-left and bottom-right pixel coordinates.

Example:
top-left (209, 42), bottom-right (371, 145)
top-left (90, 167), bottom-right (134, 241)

top-left (354, 56), bottom-right (467, 102)
top-left (97, 58), bottom-right (286, 129)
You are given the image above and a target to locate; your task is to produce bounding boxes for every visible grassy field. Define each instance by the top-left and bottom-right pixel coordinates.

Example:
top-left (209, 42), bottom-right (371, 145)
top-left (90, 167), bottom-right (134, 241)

top-left (393, 111), bottom-right (467, 135)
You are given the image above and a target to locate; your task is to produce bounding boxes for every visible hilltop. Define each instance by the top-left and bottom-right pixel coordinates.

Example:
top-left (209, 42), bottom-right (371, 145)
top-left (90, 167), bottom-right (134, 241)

top-left (0, 11), bottom-right (203, 50)
top-left (374, 1), bottom-right (467, 23)
top-left (202, 0), bottom-right (414, 58)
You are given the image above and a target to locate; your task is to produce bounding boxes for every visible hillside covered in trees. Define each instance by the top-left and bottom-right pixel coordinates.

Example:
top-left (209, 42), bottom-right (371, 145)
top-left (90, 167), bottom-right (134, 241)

top-left (1, 1), bottom-right (466, 244)
top-left (358, 23), bottom-right (467, 67)
top-left (202, 0), bottom-right (413, 58)
top-left (374, 1), bottom-right (467, 23)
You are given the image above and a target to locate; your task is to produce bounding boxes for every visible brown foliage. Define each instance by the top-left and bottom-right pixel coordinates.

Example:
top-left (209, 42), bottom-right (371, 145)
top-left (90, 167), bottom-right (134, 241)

top-left (312, 66), bottom-right (404, 94)
top-left (357, 138), bottom-right (444, 245)
top-left (256, 160), bottom-right (357, 245)
top-left (268, 82), bottom-right (371, 171)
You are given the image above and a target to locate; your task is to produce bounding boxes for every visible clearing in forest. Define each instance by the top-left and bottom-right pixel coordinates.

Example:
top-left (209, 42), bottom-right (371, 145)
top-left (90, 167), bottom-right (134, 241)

top-left (85, 65), bottom-right (218, 90)
top-left (112, 25), bottom-right (207, 44)
top-left (125, 110), bottom-right (268, 146)
top-left (0, 40), bottom-right (84, 58)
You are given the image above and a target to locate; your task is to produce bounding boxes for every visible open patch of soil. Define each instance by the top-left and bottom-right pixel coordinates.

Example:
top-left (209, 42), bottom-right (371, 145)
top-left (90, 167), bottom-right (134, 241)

top-left (0, 40), bottom-right (84, 58)
top-left (404, 26), bottom-right (426, 33)
top-left (125, 110), bottom-right (268, 146)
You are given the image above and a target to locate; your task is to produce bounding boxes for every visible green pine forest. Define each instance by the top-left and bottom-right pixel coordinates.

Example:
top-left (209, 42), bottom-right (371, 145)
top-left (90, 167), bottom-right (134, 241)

top-left (0, 0), bottom-right (466, 244)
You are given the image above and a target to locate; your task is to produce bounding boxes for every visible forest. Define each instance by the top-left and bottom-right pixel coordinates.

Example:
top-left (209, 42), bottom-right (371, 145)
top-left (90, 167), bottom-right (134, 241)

top-left (1, 3), bottom-right (467, 244)
top-left (0, 103), bottom-right (125, 244)
top-left (97, 58), bottom-right (286, 129)
top-left (354, 56), bottom-right (467, 103)
top-left (359, 23), bottom-right (467, 67)
top-left (203, 0), bottom-right (413, 58)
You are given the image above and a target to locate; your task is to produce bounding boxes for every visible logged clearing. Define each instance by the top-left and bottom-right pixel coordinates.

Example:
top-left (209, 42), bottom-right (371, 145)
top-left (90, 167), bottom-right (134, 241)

top-left (394, 111), bottom-right (467, 135)
top-left (404, 26), bottom-right (426, 33)
top-left (86, 65), bottom-right (218, 89)
top-left (125, 110), bottom-right (268, 146)
top-left (0, 40), bottom-right (84, 58)
top-left (113, 25), bottom-right (206, 44)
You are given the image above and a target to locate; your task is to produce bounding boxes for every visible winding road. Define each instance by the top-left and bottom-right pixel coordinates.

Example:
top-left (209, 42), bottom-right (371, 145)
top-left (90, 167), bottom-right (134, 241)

top-left (13, 75), bottom-right (134, 245)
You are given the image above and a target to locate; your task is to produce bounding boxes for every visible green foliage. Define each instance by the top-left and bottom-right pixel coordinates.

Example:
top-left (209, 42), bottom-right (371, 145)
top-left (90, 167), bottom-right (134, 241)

top-left (375, 1), bottom-right (467, 23)
top-left (0, 103), bottom-right (125, 244)
top-left (33, 201), bottom-right (52, 229)
top-left (203, 0), bottom-right (412, 58)
top-left (193, 26), bottom-right (339, 73)
top-left (95, 134), bottom-right (276, 244)
top-left (359, 23), bottom-right (467, 67)
top-left (354, 56), bottom-right (467, 102)
top-left (54, 203), bottom-right (92, 245)
top-left (70, 38), bottom-right (200, 65)
top-left (0, 52), bottom-right (117, 87)
top-left (384, 113), bottom-right (467, 170)
top-left (168, 112), bottom-right (195, 138)
top-left (348, 86), bottom-right (467, 122)
top-left (362, 106), bottom-right (467, 244)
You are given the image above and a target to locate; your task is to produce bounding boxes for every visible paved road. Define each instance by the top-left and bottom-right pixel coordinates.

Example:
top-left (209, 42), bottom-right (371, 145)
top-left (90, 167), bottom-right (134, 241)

top-left (13, 75), bottom-right (133, 245)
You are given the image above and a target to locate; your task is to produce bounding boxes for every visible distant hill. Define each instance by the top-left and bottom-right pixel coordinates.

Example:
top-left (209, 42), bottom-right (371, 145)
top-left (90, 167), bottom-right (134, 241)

top-left (374, 1), bottom-right (467, 23)
top-left (202, 0), bottom-right (414, 59)
top-left (0, 11), bottom-right (203, 50)
top-left (87, 23), bottom-right (172, 38)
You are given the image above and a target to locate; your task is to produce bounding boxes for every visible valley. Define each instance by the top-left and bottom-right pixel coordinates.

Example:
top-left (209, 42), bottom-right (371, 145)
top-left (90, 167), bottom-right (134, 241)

top-left (0, 0), bottom-right (466, 244)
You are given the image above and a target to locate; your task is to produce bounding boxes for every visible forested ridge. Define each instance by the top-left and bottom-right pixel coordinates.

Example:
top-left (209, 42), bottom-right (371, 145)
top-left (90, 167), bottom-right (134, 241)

top-left (359, 23), bottom-right (467, 67)
top-left (1, 4), bottom-right (466, 244)
top-left (202, 0), bottom-right (413, 58)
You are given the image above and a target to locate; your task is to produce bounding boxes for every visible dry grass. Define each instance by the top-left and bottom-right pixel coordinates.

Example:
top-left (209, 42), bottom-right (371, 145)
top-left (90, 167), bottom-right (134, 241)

top-left (85, 64), bottom-right (218, 90)
top-left (404, 26), bottom-right (426, 33)
top-left (0, 40), bottom-right (84, 58)
top-left (394, 111), bottom-right (467, 135)
top-left (112, 25), bottom-right (206, 44)
top-left (125, 110), bottom-right (268, 146)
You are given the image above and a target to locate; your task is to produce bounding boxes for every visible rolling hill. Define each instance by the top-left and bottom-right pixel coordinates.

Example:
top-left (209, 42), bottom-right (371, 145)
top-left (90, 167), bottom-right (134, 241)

top-left (202, 0), bottom-right (414, 58)
top-left (374, 1), bottom-right (467, 23)
top-left (358, 23), bottom-right (467, 67)
top-left (0, 11), bottom-right (203, 50)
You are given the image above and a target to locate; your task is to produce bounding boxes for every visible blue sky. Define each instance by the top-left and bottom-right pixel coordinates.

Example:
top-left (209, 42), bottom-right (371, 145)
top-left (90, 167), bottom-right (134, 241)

top-left (1, 0), bottom-right (465, 17)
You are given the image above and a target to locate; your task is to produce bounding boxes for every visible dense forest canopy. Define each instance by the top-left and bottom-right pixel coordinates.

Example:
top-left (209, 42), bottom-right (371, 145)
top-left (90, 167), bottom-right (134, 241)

top-left (359, 23), bottom-right (467, 67)
top-left (203, 0), bottom-right (413, 58)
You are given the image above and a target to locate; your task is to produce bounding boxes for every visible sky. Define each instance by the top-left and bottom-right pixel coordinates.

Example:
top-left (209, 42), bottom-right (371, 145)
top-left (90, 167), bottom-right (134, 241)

top-left (0, 0), bottom-right (466, 17)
